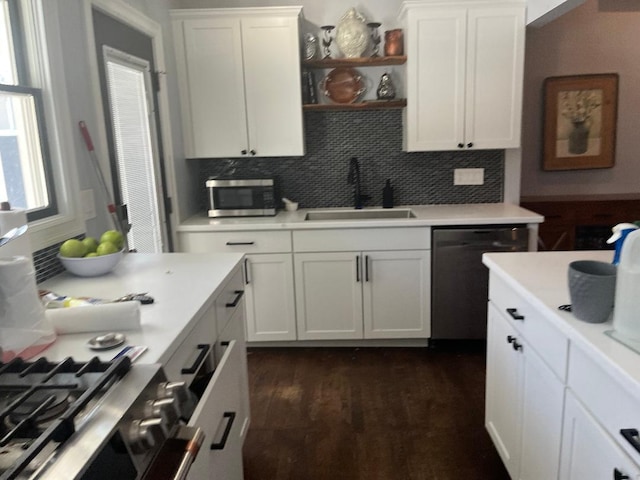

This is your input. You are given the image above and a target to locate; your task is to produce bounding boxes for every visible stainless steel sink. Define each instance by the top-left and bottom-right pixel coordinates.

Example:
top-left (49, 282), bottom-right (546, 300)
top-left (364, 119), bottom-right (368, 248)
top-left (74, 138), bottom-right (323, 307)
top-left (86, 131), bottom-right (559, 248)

top-left (304, 209), bottom-right (416, 221)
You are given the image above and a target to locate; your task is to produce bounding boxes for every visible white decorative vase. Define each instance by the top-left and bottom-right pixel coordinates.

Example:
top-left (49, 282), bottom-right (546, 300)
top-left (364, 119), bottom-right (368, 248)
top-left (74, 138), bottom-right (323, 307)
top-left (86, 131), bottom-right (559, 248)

top-left (335, 8), bottom-right (369, 58)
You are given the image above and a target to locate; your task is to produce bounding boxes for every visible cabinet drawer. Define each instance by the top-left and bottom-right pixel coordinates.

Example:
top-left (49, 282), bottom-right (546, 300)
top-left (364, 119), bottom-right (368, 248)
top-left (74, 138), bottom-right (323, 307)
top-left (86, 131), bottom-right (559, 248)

top-left (568, 344), bottom-right (640, 465)
top-left (187, 339), bottom-right (243, 479)
top-left (179, 230), bottom-right (292, 254)
top-left (489, 272), bottom-right (568, 381)
top-left (164, 312), bottom-right (216, 385)
top-left (293, 227), bottom-right (431, 252)
top-left (215, 267), bottom-right (245, 336)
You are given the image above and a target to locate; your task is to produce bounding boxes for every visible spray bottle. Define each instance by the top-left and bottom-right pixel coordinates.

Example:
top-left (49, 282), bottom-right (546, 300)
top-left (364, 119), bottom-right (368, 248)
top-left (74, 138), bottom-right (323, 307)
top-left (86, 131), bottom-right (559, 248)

top-left (607, 223), bottom-right (639, 265)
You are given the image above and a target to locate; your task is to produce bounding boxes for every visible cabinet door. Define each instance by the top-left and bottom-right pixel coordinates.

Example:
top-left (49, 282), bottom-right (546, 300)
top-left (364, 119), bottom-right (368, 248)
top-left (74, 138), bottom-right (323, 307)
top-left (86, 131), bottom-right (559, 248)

top-left (175, 17), bottom-right (249, 158)
top-left (485, 303), bottom-right (522, 479)
top-left (294, 252), bottom-right (363, 340)
top-left (362, 250), bottom-right (430, 339)
top-left (465, 6), bottom-right (525, 149)
top-left (188, 340), bottom-right (244, 480)
top-left (241, 15), bottom-right (304, 157)
top-left (519, 329), bottom-right (564, 480)
top-left (244, 254), bottom-right (296, 341)
top-left (405, 7), bottom-right (466, 151)
top-left (560, 392), bottom-right (640, 480)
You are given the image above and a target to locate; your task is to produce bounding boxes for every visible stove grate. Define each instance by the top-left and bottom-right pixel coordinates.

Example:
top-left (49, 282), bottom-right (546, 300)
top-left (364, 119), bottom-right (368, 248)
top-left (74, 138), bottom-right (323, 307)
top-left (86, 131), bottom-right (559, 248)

top-left (0, 356), bottom-right (131, 480)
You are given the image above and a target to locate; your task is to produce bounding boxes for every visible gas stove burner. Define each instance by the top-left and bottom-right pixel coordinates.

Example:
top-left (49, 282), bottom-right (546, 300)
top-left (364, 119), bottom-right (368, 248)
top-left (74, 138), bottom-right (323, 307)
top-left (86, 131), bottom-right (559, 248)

top-left (6, 390), bottom-right (73, 429)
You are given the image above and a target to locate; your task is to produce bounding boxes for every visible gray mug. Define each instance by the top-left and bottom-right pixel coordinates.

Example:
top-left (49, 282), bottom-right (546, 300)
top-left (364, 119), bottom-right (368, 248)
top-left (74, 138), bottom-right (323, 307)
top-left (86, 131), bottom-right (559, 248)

top-left (568, 260), bottom-right (617, 323)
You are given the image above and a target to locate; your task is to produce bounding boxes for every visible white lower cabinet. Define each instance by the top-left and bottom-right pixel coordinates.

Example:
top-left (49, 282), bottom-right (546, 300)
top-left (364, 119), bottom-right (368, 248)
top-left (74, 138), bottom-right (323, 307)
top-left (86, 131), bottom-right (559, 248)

top-left (485, 303), bottom-right (565, 480)
top-left (178, 230), bottom-right (295, 342)
top-left (294, 250), bottom-right (430, 340)
top-left (244, 253), bottom-right (296, 341)
top-left (560, 391), bottom-right (640, 480)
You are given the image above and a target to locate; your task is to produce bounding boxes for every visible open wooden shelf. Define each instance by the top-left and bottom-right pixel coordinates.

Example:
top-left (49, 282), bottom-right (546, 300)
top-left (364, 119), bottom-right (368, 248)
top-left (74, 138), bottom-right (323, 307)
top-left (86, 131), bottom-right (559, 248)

top-left (302, 56), bottom-right (407, 69)
top-left (303, 99), bottom-right (407, 111)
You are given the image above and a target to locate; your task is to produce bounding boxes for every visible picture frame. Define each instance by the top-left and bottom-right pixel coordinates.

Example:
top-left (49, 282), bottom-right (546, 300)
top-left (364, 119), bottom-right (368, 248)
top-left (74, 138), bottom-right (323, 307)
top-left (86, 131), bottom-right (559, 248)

top-left (542, 73), bottom-right (618, 171)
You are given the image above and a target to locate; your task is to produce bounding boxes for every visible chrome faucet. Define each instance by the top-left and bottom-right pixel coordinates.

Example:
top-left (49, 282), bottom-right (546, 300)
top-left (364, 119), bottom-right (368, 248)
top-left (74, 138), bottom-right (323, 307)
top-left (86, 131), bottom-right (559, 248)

top-left (347, 157), bottom-right (370, 209)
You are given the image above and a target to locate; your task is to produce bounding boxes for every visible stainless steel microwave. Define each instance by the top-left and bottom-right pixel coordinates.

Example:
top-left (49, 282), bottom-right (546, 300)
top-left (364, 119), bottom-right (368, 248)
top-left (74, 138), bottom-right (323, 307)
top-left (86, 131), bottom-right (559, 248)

top-left (206, 178), bottom-right (276, 217)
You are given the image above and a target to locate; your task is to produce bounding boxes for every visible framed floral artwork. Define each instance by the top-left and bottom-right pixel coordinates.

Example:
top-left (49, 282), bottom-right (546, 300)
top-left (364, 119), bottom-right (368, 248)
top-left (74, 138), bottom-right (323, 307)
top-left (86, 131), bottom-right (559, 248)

top-left (542, 73), bottom-right (619, 171)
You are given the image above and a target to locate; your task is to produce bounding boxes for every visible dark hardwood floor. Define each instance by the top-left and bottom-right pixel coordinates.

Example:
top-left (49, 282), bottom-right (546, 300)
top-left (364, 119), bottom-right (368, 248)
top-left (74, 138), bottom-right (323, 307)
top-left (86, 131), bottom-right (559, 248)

top-left (243, 344), bottom-right (509, 480)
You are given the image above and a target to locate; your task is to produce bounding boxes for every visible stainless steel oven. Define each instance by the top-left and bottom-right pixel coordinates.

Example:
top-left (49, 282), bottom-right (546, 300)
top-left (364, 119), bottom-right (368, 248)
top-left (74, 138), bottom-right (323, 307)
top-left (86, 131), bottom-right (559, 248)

top-left (0, 356), bottom-right (205, 480)
top-left (206, 178), bottom-right (276, 218)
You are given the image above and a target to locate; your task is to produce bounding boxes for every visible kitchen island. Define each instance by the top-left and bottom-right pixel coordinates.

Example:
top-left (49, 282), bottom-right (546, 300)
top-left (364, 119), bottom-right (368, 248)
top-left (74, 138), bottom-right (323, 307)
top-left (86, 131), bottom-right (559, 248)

top-left (39, 252), bottom-right (243, 364)
top-left (38, 252), bottom-right (249, 479)
top-left (483, 250), bottom-right (640, 480)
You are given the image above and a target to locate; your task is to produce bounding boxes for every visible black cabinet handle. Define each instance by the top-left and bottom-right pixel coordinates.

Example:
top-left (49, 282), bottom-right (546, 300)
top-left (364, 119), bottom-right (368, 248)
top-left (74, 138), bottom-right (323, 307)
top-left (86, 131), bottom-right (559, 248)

top-left (250, 149), bottom-right (256, 156)
top-left (210, 412), bottom-right (236, 450)
top-left (457, 143), bottom-right (464, 148)
top-left (365, 255), bottom-right (370, 282)
top-left (181, 344), bottom-right (209, 374)
top-left (507, 335), bottom-right (515, 344)
top-left (506, 308), bottom-right (525, 320)
top-left (220, 341), bottom-right (230, 347)
top-left (512, 340), bottom-right (522, 351)
top-left (225, 290), bottom-right (244, 308)
top-left (614, 468), bottom-right (630, 480)
top-left (241, 149), bottom-right (247, 155)
top-left (226, 241), bottom-right (255, 246)
top-left (620, 428), bottom-right (640, 454)
top-left (467, 142), bottom-right (474, 148)
top-left (356, 255), bottom-right (361, 282)
top-left (244, 258), bottom-right (250, 285)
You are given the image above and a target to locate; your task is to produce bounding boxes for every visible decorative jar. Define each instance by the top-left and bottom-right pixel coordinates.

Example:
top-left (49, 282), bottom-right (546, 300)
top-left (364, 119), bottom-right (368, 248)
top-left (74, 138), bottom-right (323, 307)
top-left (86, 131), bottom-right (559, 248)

top-left (335, 8), bottom-right (369, 58)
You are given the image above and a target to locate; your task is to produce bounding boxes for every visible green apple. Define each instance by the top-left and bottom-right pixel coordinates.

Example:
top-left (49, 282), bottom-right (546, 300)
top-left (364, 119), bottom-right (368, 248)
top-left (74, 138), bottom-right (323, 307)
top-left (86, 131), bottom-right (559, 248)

top-left (100, 230), bottom-right (124, 250)
top-left (96, 241), bottom-right (119, 256)
top-left (59, 239), bottom-right (87, 258)
top-left (85, 252), bottom-right (99, 257)
top-left (82, 236), bottom-right (99, 254)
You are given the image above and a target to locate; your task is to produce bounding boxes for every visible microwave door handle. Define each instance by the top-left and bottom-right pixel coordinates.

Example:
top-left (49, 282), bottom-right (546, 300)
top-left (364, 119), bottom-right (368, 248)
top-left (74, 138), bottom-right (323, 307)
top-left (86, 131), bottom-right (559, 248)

top-left (170, 426), bottom-right (206, 480)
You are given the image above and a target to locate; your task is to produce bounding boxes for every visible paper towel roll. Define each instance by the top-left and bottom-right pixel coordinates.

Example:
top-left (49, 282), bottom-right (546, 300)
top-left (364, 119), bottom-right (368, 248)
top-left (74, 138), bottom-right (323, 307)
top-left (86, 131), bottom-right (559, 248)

top-left (0, 256), bottom-right (56, 361)
top-left (0, 208), bottom-right (32, 260)
top-left (45, 301), bottom-right (141, 334)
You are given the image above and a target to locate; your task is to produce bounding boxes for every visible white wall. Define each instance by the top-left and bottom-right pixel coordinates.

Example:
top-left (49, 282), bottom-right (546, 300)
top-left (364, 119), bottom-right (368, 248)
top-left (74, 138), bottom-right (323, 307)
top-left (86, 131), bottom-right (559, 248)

top-left (521, 0), bottom-right (640, 197)
top-left (51, 0), bottom-right (197, 241)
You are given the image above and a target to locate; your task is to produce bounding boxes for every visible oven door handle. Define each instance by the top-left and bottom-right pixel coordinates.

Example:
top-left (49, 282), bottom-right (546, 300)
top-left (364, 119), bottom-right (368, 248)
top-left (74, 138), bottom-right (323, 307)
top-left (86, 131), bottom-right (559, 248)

top-left (171, 426), bottom-right (205, 480)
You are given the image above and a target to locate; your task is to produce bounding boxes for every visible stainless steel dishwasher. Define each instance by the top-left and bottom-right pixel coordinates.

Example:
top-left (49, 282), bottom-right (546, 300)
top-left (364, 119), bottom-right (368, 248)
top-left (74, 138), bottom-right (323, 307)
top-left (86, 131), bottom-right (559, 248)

top-left (431, 226), bottom-right (529, 341)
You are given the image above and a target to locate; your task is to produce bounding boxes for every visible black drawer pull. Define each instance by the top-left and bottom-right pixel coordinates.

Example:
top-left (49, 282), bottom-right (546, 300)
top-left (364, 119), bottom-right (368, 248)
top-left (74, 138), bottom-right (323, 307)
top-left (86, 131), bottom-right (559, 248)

top-left (244, 258), bottom-right (250, 284)
top-left (225, 290), bottom-right (244, 308)
top-left (614, 468), bottom-right (630, 480)
top-left (181, 344), bottom-right (209, 374)
top-left (506, 308), bottom-right (525, 320)
top-left (620, 428), bottom-right (640, 454)
top-left (225, 241), bottom-right (254, 246)
top-left (211, 412), bottom-right (236, 450)
top-left (356, 255), bottom-right (361, 282)
top-left (220, 341), bottom-right (230, 347)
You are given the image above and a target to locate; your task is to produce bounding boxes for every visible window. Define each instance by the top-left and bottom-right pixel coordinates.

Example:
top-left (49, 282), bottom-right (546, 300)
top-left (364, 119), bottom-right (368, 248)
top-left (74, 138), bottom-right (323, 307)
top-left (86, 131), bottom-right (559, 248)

top-left (0, 0), bottom-right (57, 220)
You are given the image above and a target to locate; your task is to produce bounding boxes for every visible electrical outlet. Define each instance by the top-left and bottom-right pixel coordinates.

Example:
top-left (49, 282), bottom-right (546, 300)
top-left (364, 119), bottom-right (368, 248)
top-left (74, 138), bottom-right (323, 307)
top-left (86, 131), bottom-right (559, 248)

top-left (454, 168), bottom-right (484, 185)
top-left (81, 189), bottom-right (96, 220)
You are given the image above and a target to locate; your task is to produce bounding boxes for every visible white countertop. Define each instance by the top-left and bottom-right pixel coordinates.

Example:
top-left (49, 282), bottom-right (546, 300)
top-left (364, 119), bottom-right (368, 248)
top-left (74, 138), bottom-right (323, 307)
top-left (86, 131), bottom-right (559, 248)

top-left (38, 252), bottom-right (244, 365)
top-left (483, 250), bottom-right (640, 400)
top-left (178, 203), bottom-right (543, 231)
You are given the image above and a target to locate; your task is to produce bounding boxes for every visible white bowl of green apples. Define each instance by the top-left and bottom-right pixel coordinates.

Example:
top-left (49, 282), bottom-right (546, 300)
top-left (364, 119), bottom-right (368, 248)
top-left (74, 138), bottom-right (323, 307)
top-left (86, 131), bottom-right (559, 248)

top-left (58, 230), bottom-right (125, 277)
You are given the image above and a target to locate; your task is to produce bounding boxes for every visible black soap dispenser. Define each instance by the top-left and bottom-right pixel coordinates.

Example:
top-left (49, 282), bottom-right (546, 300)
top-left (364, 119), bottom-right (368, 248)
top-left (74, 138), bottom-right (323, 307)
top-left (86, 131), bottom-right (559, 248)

top-left (382, 179), bottom-right (394, 208)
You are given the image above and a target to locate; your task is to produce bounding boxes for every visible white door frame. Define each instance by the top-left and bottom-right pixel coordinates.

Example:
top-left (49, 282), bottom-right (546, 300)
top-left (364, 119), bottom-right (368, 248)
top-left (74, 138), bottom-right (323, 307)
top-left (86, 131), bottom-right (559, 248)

top-left (82, 0), bottom-right (178, 250)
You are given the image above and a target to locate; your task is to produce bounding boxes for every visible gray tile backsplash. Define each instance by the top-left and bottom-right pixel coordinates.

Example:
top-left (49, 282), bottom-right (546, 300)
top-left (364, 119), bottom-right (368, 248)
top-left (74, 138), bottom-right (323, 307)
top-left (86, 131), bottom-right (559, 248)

top-left (198, 109), bottom-right (504, 209)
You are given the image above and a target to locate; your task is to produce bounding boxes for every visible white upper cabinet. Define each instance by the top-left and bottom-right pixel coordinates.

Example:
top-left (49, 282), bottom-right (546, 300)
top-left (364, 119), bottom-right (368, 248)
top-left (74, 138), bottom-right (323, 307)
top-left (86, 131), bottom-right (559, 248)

top-left (171, 8), bottom-right (305, 158)
top-left (401, 1), bottom-right (525, 151)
